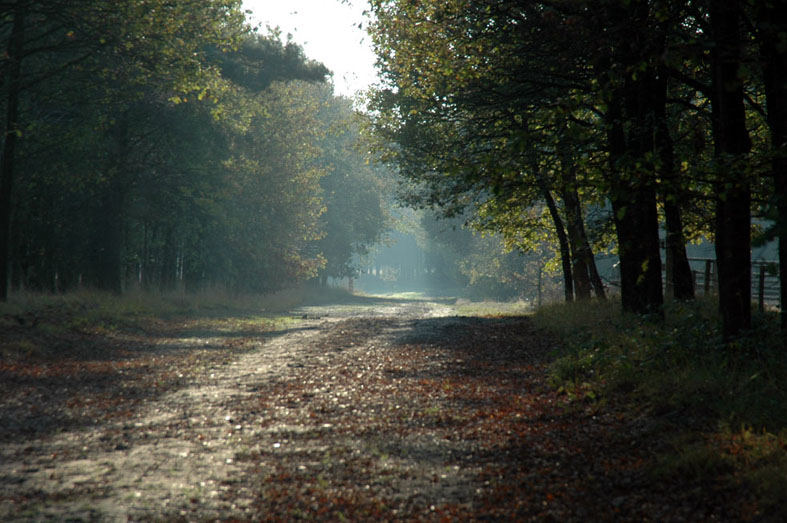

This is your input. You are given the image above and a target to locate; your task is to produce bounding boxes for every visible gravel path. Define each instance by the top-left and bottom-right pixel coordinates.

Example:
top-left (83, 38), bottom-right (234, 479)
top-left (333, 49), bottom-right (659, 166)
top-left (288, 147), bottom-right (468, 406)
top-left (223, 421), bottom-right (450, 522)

top-left (0, 300), bottom-right (455, 520)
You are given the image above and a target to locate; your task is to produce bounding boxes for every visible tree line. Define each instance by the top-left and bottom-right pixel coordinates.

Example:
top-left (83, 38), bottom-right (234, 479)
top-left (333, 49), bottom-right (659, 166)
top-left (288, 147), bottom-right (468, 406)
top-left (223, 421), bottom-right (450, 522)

top-left (1, 0), bottom-right (389, 298)
top-left (365, 0), bottom-right (787, 340)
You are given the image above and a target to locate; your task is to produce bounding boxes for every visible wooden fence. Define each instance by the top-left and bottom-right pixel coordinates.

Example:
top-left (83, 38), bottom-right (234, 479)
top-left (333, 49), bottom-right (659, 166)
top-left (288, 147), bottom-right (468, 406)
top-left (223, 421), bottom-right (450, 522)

top-left (687, 258), bottom-right (780, 311)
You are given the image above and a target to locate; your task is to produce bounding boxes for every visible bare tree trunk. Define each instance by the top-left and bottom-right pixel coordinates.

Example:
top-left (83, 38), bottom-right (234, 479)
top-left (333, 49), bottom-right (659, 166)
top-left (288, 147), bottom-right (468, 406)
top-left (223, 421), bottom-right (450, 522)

top-left (561, 183), bottom-right (591, 300)
top-left (597, 0), bottom-right (664, 316)
top-left (654, 66), bottom-right (694, 301)
top-left (539, 177), bottom-right (574, 303)
top-left (160, 226), bottom-right (177, 292)
top-left (583, 232), bottom-right (606, 300)
top-left (756, 3), bottom-right (787, 332)
top-left (710, 0), bottom-right (752, 340)
top-left (606, 89), bottom-right (664, 315)
top-left (0, 4), bottom-right (25, 301)
top-left (663, 200), bottom-right (694, 300)
top-left (557, 143), bottom-right (606, 300)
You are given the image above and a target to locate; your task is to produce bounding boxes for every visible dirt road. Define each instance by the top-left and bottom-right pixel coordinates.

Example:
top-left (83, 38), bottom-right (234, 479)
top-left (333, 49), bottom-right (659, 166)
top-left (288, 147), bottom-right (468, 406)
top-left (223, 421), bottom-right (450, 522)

top-left (1, 299), bottom-right (456, 520)
top-left (1, 298), bottom-right (743, 520)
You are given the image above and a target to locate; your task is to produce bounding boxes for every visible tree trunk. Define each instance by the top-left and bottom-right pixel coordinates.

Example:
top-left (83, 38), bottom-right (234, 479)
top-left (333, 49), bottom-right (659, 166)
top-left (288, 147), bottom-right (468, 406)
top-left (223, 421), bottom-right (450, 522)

top-left (608, 180), bottom-right (664, 315)
top-left (583, 231), bottom-right (606, 300)
top-left (539, 178), bottom-right (574, 302)
top-left (160, 226), bottom-right (177, 292)
top-left (597, 0), bottom-right (664, 316)
top-left (89, 186), bottom-right (124, 294)
top-left (710, 0), bottom-right (752, 340)
top-left (0, 5), bottom-right (25, 301)
top-left (756, 3), bottom-right (787, 332)
top-left (605, 85), bottom-right (664, 315)
top-left (560, 179), bottom-right (591, 300)
top-left (654, 67), bottom-right (694, 301)
top-left (663, 200), bottom-right (695, 300)
top-left (88, 116), bottom-right (130, 295)
top-left (557, 143), bottom-right (606, 300)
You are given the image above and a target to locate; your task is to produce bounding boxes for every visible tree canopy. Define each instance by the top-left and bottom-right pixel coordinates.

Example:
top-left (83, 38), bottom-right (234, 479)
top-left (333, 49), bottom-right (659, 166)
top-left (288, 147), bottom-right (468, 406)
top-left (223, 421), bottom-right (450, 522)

top-left (366, 0), bottom-right (787, 339)
top-left (1, 1), bottom-right (390, 297)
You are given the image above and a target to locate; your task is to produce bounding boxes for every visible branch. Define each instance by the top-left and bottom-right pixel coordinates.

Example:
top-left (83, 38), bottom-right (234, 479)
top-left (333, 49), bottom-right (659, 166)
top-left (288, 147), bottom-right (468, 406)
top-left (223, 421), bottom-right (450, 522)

top-left (19, 51), bottom-right (93, 91)
top-left (666, 66), bottom-right (710, 96)
top-left (743, 90), bottom-right (766, 119)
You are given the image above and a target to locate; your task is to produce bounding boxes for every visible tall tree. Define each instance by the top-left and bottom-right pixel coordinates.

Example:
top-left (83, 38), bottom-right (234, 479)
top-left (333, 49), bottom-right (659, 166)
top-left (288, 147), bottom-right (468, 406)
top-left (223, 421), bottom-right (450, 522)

top-left (368, 1), bottom-right (609, 302)
top-left (709, 0), bottom-right (752, 339)
top-left (585, 0), bottom-right (670, 315)
top-left (753, 1), bottom-right (787, 332)
top-left (313, 92), bottom-right (390, 285)
top-left (1, 0), bottom-right (247, 296)
top-left (3, 6), bottom-right (346, 296)
top-left (0, 2), bottom-right (25, 299)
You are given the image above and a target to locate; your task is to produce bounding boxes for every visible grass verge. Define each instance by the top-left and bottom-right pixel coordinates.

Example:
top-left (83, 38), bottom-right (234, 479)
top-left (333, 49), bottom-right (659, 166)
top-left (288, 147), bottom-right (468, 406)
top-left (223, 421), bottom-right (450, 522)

top-left (0, 285), bottom-right (350, 360)
top-left (531, 297), bottom-right (787, 515)
top-left (453, 298), bottom-right (532, 317)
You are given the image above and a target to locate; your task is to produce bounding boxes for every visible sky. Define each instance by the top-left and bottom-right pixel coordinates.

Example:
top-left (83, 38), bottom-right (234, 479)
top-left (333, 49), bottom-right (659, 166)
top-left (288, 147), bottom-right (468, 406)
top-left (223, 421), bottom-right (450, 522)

top-left (241, 0), bottom-right (379, 98)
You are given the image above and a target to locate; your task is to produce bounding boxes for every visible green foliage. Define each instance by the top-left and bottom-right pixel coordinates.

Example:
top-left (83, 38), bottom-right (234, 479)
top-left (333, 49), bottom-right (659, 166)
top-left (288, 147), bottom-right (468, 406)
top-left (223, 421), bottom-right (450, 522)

top-left (417, 211), bottom-right (561, 300)
top-left (651, 437), bottom-right (735, 482)
top-left (452, 299), bottom-right (531, 317)
top-left (312, 91), bottom-right (392, 282)
top-left (366, 0), bottom-right (786, 323)
top-left (537, 298), bottom-right (787, 430)
top-left (216, 79), bottom-right (328, 291)
top-left (214, 32), bottom-right (330, 93)
top-left (3, 3), bottom-right (389, 297)
top-left (534, 297), bottom-right (787, 512)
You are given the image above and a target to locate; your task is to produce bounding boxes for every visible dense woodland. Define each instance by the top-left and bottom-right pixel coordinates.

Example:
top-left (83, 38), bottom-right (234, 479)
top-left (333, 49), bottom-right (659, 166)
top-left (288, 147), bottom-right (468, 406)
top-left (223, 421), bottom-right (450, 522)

top-left (2, 3), bottom-right (786, 516)
top-left (3, 0), bottom-right (787, 342)
top-left (0, 0), bottom-right (389, 299)
top-left (365, 0), bottom-right (787, 341)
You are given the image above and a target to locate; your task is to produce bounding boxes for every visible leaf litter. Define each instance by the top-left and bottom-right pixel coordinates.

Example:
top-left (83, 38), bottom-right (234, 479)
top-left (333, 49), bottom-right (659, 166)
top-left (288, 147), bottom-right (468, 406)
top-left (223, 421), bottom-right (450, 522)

top-left (0, 300), bottom-right (752, 520)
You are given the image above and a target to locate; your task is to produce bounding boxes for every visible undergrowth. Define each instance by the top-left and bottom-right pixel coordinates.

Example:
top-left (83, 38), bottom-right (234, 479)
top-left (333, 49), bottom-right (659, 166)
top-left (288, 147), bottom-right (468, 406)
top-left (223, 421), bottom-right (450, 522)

top-left (532, 297), bottom-right (787, 514)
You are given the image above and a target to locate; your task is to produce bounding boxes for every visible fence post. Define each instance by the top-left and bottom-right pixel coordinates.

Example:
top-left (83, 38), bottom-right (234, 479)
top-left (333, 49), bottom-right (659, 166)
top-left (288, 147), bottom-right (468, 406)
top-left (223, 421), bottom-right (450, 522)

top-left (704, 260), bottom-right (712, 295)
top-left (758, 265), bottom-right (765, 313)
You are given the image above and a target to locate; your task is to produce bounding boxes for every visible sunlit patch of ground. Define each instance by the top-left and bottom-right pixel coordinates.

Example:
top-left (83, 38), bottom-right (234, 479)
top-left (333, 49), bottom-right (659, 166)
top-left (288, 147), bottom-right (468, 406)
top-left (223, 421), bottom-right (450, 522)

top-left (453, 299), bottom-right (533, 317)
top-left (362, 291), bottom-right (436, 301)
top-left (0, 298), bottom-right (753, 520)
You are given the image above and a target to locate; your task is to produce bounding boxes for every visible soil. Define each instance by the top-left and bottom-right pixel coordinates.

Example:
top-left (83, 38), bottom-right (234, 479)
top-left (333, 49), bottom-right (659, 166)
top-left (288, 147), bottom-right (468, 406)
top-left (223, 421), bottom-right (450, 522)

top-left (0, 297), bottom-right (751, 521)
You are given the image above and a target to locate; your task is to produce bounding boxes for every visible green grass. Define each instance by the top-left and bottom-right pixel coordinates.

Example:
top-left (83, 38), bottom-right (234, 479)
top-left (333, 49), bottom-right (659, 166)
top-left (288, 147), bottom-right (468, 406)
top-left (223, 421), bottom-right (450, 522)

top-left (0, 285), bottom-right (341, 359)
top-left (453, 298), bottom-right (532, 317)
top-left (532, 296), bottom-right (787, 513)
top-left (0, 285), bottom-right (344, 322)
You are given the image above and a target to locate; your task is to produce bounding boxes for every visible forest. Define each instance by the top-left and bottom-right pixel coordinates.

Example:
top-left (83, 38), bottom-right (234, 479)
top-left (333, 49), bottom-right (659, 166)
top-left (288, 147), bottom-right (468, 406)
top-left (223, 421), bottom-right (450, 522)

top-left (366, 0), bottom-right (787, 341)
top-left (0, 0), bottom-right (390, 300)
top-left (2, 1), bottom-right (787, 519)
top-left (5, 0), bottom-right (785, 339)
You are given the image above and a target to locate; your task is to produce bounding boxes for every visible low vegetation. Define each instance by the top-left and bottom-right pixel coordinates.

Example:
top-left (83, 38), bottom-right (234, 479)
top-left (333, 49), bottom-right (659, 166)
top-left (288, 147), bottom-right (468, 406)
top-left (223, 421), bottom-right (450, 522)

top-left (0, 287), bottom-right (336, 361)
top-left (532, 297), bottom-right (787, 514)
